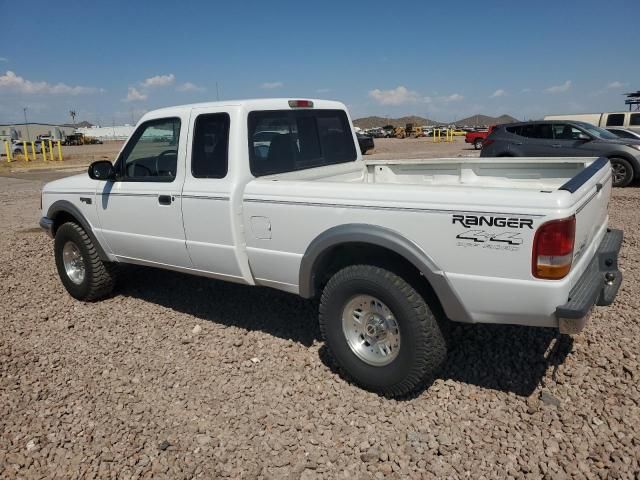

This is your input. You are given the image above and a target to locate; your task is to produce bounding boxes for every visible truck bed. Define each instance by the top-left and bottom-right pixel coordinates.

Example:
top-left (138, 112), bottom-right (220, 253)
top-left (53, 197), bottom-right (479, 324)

top-left (265, 157), bottom-right (595, 191)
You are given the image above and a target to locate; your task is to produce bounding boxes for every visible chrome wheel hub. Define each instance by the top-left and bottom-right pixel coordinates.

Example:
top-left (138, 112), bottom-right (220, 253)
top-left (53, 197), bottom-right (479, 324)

top-left (342, 295), bottom-right (401, 366)
top-left (62, 241), bottom-right (85, 285)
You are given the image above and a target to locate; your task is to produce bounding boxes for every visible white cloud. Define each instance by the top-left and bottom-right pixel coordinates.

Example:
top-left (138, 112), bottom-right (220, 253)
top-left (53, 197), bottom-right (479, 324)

top-left (177, 82), bottom-right (205, 92)
top-left (441, 93), bottom-right (464, 102)
top-left (141, 73), bottom-right (175, 88)
top-left (0, 57), bottom-right (7, 62)
top-left (260, 81), bottom-right (284, 89)
top-left (0, 70), bottom-right (102, 95)
top-left (123, 87), bottom-right (147, 102)
top-left (490, 89), bottom-right (507, 98)
top-left (369, 85), bottom-right (422, 106)
top-left (545, 80), bottom-right (572, 94)
top-left (521, 88), bottom-right (531, 93)
top-left (607, 81), bottom-right (627, 90)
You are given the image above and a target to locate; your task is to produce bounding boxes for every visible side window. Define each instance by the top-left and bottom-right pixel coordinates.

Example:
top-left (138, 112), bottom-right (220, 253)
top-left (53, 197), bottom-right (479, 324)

top-left (518, 124), bottom-right (552, 139)
top-left (606, 114), bottom-right (625, 127)
top-left (506, 125), bottom-right (522, 136)
top-left (630, 113), bottom-right (640, 126)
top-left (191, 113), bottom-right (230, 178)
top-left (118, 118), bottom-right (181, 182)
top-left (248, 110), bottom-right (357, 176)
top-left (552, 124), bottom-right (583, 140)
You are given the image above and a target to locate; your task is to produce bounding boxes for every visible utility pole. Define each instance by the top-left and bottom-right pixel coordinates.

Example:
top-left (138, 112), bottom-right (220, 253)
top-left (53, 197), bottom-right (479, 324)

top-left (23, 107), bottom-right (30, 142)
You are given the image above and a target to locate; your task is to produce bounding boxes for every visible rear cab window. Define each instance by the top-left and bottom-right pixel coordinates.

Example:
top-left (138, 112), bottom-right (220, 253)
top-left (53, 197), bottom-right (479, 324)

top-left (248, 109), bottom-right (357, 176)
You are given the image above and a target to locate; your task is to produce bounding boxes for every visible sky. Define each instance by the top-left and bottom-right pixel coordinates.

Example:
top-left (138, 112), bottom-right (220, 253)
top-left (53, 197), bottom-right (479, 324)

top-left (0, 0), bottom-right (637, 125)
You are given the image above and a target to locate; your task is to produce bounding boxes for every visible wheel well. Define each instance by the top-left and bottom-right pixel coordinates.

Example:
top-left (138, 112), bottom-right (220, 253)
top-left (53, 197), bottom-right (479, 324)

top-left (51, 211), bottom-right (80, 236)
top-left (311, 242), bottom-right (444, 314)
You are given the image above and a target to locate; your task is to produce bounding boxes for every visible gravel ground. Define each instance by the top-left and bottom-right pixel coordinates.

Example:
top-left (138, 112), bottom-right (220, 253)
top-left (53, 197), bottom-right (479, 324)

top-left (0, 172), bottom-right (638, 479)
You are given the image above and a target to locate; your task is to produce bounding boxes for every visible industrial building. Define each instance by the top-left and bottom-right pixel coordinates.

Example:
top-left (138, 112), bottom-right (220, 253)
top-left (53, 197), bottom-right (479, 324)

top-left (0, 123), bottom-right (76, 143)
top-left (77, 124), bottom-right (135, 141)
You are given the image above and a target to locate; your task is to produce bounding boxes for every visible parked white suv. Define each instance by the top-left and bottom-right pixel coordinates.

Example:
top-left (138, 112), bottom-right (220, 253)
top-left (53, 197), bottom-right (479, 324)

top-left (40, 99), bottom-right (623, 396)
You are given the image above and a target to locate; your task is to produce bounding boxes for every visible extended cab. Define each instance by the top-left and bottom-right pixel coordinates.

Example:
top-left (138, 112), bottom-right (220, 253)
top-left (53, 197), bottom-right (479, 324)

top-left (40, 99), bottom-right (623, 396)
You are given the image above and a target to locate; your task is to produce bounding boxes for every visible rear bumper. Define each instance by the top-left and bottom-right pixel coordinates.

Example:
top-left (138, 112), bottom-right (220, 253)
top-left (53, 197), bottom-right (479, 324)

top-left (556, 228), bottom-right (623, 334)
top-left (39, 216), bottom-right (54, 238)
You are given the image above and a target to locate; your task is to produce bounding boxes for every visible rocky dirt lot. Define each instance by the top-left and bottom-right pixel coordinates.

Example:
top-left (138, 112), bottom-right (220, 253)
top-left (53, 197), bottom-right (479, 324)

top-left (0, 170), bottom-right (638, 479)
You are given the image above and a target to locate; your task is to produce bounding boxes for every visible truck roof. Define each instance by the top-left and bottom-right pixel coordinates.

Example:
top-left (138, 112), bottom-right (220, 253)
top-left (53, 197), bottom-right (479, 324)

top-left (143, 98), bottom-right (347, 121)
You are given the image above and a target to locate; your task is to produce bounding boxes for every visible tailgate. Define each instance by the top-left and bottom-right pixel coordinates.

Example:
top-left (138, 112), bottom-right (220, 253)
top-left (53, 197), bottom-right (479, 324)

top-left (560, 157), bottom-right (612, 279)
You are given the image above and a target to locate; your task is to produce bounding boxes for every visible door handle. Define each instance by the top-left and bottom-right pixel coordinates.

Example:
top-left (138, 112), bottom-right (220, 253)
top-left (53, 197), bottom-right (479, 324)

top-left (512, 141), bottom-right (523, 145)
top-left (158, 195), bottom-right (172, 205)
top-left (551, 144), bottom-right (562, 148)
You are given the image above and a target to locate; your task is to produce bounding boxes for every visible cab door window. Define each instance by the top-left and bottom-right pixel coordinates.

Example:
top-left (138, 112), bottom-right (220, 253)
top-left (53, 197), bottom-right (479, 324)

top-left (117, 118), bottom-right (181, 182)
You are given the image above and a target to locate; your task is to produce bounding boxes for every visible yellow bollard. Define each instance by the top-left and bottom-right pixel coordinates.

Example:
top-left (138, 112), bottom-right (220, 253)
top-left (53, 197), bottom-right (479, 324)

top-left (57, 140), bottom-right (63, 161)
top-left (31, 142), bottom-right (36, 160)
top-left (4, 141), bottom-right (12, 162)
top-left (42, 141), bottom-right (48, 161)
top-left (22, 142), bottom-right (29, 161)
top-left (48, 140), bottom-right (53, 160)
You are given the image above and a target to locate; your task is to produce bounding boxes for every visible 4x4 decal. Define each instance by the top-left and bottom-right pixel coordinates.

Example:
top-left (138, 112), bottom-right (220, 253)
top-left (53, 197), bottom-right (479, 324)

top-left (455, 230), bottom-right (523, 245)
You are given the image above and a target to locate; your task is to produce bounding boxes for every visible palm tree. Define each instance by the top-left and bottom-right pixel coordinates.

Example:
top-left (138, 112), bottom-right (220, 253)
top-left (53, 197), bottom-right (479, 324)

top-left (69, 110), bottom-right (77, 126)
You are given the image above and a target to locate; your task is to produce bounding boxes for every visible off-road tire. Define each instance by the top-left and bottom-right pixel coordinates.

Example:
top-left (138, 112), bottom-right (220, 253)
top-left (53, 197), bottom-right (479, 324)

top-left (54, 222), bottom-right (117, 301)
top-left (610, 157), bottom-right (633, 188)
top-left (319, 265), bottom-right (447, 397)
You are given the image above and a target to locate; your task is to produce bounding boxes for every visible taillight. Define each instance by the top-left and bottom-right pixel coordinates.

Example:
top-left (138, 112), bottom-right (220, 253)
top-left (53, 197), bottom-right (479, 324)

top-left (483, 139), bottom-right (495, 148)
top-left (532, 216), bottom-right (576, 279)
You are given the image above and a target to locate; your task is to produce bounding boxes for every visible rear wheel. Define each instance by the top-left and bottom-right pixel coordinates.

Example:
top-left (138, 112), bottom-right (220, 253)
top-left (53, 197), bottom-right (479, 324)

top-left (54, 222), bottom-right (117, 301)
top-left (319, 265), bottom-right (447, 396)
top-left (474, 139), bottom-right (483, 150)
top-left (610, 157), bottom-right (633, 187)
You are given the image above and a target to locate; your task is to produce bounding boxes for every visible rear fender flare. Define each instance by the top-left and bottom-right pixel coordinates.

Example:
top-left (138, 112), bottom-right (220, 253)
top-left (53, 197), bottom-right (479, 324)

top-left (298, 223), bottom-right (470, 322)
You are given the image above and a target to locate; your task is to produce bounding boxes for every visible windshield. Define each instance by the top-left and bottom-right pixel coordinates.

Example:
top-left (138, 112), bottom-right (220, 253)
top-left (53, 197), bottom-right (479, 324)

top-left (576, 122), bottom-right (619, 140)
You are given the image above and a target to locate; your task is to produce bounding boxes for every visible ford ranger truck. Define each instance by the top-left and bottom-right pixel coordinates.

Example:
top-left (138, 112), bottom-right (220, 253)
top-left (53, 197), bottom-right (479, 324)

top-left (39, 99), bottom-right (623, 397)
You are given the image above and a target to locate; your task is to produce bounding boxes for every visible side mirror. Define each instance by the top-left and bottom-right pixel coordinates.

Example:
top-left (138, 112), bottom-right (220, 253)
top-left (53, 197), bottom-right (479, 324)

top-left (88, 160), bottom-right (115, 181)
top-left (576, 132), bottom-right (591, 141)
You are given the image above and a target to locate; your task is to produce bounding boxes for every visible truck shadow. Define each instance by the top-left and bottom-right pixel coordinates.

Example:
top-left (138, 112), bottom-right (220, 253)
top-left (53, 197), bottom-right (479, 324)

top-left (118, 266), bottom-right (572, 397)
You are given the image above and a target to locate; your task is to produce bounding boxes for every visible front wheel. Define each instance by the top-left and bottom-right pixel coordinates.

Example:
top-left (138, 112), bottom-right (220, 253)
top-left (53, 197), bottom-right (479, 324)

top-left (474, 139), bottom-right (483, 150)
top-left (319, 265), bottom-right (447, 396)
top-left (54, 222), bottom-right (117, 301)
top-left (610, 157), bottom-right (634, 187)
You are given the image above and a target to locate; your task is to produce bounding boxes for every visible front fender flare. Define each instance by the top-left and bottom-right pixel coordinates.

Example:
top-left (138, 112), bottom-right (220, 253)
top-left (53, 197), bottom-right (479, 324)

top-left (46, 200), bottom-right (109, 261)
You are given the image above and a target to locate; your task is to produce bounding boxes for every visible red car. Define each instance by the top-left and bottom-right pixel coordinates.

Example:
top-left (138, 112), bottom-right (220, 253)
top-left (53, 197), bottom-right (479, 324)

top-left (465, 125), bottom-right (496, 150)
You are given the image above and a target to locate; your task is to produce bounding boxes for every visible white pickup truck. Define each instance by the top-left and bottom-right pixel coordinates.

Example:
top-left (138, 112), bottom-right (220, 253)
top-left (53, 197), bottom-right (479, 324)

top-left (40, 98), bottom-right (623, 396)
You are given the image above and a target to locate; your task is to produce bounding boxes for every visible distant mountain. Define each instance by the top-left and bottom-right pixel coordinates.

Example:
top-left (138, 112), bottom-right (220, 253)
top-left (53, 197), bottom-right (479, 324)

top-left (354, 113), bottom-right (519, 129)
top-left (353, 115), bottom-right (440, 129)
top-left (454, 114), bottom-right (519, 126)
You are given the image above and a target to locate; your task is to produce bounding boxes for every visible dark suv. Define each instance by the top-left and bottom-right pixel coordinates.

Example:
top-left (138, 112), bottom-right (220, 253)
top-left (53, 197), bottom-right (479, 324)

top-left (481, 120), bottom-right (640, 187)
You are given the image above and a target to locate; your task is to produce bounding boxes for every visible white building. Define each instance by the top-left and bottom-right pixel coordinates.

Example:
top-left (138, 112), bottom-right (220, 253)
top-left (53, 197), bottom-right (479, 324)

top-left (77, 125), bottom-right (135, 141)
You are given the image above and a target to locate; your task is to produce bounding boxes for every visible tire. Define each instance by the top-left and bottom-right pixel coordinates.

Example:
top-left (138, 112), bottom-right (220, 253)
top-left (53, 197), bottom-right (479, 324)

top-left (610, 157), bottom-right (633, 188)
top-left (54, 222), bottom-right (117, 301)
top-left (319, 265), bottom-right (447, 396)
top-left (474, 139), bottom-right (483, 150)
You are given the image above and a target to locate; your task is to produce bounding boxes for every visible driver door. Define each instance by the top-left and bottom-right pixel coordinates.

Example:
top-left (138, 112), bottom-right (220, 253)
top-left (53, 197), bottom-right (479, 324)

top-left (95, 116), bottom-right (192, 268)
